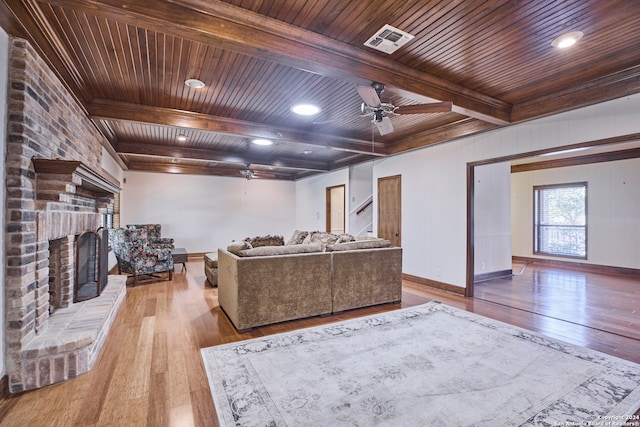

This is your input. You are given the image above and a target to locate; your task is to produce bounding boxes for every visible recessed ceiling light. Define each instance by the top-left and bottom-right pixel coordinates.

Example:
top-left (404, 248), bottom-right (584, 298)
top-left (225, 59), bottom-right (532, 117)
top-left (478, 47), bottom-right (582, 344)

top-left (185, 78), bottom-right (205, 88)
top-left (551, 31), bottom-right (583, 48)
top-left (177, 135), bottom-right (187, 141)
top-left (251, 138), bottom-right (273, 146)
top-left (291, 104), bottom-right (321, 116)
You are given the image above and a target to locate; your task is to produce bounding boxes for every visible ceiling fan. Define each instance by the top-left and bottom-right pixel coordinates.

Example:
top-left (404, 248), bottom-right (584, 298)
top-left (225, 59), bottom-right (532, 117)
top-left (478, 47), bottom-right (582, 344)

top-left (240, 163), bottom-right (255, 180)
top-left (357, 82), bottom-right (452, 135)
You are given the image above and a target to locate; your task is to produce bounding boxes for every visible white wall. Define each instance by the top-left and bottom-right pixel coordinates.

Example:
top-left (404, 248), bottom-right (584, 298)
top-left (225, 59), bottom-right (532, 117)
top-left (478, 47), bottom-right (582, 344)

top-left (373, 94), bottom-right (640, 289)
top-left (512, 158), bottom-right (640, 269)
top-left (121, 172), bottom-right (296, 253)
top-left (349, 162), bottom-right (374, 236)
top-left (374, 142), bottom-right (469, 286)
top-left (0, 26), bottom-right (9, 378)
top-left (101, 147), bottom-right (124, 184)
top-left (474, 162), bottom-right (512, 275)
top-left (118, 94), bottom-right (640, 289)
top-left (295, 168), bottom-right (349, 232)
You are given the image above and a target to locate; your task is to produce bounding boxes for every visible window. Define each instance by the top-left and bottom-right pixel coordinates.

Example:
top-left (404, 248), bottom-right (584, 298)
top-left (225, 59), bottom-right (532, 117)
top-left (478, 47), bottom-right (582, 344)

top-left (534, 183), bottom-right (587, 258)
top-left (101, 193), bottom-right (120, 229)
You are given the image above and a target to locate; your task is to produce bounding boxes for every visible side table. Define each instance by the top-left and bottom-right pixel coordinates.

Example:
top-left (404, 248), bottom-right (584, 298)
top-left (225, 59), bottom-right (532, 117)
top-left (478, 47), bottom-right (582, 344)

top-left (172, 247), bottom-right (188, 272)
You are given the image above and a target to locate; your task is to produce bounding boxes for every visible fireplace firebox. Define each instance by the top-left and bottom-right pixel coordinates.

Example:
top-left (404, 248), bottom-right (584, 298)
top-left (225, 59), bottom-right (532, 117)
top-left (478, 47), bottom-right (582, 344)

top-left (75, 228), bottom-right (109, 302)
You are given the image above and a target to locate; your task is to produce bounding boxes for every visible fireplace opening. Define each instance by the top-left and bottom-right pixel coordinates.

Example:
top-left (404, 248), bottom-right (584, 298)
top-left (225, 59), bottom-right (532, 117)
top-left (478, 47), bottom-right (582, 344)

top-left (75, 228), bottom-right (109, 302)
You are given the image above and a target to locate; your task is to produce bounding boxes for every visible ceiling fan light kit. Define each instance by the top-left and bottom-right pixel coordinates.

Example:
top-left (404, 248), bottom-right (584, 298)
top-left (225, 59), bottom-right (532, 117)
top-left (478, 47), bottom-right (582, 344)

top-left (240, 162), bottom-right (255, 180)
top-left (357, 82), bottom-right (452, 136)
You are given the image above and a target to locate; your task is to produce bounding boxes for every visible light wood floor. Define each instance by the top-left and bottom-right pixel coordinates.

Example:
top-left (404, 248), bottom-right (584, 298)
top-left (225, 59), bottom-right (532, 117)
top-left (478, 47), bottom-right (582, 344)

top-left (1, 259), bottom-right (639, 426)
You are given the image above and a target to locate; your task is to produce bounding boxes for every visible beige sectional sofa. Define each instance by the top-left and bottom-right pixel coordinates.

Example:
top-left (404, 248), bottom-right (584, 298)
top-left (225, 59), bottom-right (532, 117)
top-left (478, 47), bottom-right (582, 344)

top-left (217, 233), bottom-right (402, 331)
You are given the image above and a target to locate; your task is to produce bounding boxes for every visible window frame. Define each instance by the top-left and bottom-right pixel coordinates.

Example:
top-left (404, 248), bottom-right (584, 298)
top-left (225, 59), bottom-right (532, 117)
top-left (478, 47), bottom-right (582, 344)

top-left (533, 182), bottom-right (588, 259)
top-left (101, 193), bottom-right (120, 229)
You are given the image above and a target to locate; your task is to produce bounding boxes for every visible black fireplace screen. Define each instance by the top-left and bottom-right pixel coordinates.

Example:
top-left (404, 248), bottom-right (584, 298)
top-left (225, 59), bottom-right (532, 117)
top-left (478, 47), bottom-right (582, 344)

top-left (75, 228), bottom-right (109, 302)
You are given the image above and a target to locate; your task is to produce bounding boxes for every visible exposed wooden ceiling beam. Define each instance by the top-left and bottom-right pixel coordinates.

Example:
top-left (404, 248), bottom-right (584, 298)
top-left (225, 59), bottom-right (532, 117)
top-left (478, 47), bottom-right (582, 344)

top-left (116, 141), bottom-right (331, 172)
top-left (88, 99), bottom-right (387, 156)
top-left (126, 161), bottom-right (296, 180)
top-left (512, 65), bottom-right (640, 122)
top-left (388, 119), bottom-right (499, 154)
top-left (37, 0), bottom-right (512, 125)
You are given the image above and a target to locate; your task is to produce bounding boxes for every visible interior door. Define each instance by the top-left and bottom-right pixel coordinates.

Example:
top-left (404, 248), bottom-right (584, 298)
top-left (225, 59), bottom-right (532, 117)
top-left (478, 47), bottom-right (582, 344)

top-left (378, 175), bottom-right (401, 247)
top-left (326, 185), bottom-right (345, 234)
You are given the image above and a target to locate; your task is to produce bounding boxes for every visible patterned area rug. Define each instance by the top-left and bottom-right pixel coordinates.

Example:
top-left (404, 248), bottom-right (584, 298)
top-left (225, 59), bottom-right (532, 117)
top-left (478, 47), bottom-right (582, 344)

top-left (201, 302), bottom-right (640, 426)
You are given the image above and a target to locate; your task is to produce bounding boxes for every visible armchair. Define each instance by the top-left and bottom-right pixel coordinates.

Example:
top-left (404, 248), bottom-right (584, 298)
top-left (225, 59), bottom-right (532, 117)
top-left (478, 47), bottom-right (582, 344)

top-left (126, 224), bottom-right (175, 249)
top-left (109, 228), bottom-right (174, 285)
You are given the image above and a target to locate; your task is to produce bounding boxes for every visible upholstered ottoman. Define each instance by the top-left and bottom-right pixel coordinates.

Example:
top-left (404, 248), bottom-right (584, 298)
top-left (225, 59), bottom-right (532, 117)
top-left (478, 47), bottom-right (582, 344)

top-left (204, 252), bottom-right (218, 287)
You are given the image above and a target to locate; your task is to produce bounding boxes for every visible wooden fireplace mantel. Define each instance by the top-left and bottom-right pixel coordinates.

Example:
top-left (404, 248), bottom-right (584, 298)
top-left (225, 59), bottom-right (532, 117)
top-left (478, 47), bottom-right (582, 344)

top-left (32, 159), bottom-right (121, 197)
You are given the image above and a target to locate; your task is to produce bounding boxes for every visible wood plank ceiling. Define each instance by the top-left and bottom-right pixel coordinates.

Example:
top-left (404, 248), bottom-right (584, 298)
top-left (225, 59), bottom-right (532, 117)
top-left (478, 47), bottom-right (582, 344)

top-left (2, 0), bottom-right (640, 180)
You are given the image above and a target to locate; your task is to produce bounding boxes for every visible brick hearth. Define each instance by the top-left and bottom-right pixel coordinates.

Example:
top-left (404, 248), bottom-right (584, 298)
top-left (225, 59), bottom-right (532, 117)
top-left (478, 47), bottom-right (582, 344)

top-left (5, 37), bottom-right (123, 393)
top-left (20, 276), bottom-right (126, 391)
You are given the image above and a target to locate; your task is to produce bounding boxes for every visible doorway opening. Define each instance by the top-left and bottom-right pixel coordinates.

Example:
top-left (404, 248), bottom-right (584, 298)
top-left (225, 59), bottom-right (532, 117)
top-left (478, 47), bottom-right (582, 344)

top-left (326, 184), bottom-right (345, 234)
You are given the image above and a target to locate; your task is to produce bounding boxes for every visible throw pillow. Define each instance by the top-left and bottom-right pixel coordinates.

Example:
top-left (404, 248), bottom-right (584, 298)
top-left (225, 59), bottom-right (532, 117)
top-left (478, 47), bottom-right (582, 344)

top-left (227, 240), bottom-right (252, 255)
top-left (286, 230), bottom-right (309, 245)
top-left (308, 231), bottom-right (340, 245)
top-left (336, 233), bottom-right (355, 243)
top-left (301, 231), bottom-right (317, 245)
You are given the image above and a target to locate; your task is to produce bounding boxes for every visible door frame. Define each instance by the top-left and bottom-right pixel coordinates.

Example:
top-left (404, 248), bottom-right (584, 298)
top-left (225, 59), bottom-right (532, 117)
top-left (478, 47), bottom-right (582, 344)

top-left (326, 184), bottom-right (346, 234)
top-left (377, 174), bottom-right (402, 247)
top-left (465, 134), bottom-right (637, 297)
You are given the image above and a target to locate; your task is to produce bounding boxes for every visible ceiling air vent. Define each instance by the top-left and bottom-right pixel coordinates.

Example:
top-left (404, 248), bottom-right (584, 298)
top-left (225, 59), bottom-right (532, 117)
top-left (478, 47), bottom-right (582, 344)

top-left (364, 24), bottom-right (415, 54)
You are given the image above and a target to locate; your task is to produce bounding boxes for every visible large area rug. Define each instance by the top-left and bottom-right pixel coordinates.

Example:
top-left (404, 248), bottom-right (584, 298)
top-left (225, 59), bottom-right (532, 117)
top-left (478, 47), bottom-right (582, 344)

top-left (201, 302), bottom-right (640, 426)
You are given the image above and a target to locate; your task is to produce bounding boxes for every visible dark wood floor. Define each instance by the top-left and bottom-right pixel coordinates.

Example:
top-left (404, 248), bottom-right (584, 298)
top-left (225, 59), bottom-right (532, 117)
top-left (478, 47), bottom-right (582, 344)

top-left (474, 262), bottom-right (640, 340)
top-left (1, 258), bottom-right (639, 426)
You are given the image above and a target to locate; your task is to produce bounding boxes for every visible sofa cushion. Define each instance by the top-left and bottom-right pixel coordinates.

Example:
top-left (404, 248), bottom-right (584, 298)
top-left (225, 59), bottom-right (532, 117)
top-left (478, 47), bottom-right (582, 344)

top-left (238, 243), bottom-right (323, 257)
top-left (227, 240), bottom-right (252, 255)
top-left (244, 234), bottom-right (284, 247)
top-left (326, 239), bottom-right (392, 251)
top-left (336, 233), bottom-right (355, 243)
top-left (286, 230), bottom-right (309, 245)
top-left (204, 252), bottom-right (218, 268)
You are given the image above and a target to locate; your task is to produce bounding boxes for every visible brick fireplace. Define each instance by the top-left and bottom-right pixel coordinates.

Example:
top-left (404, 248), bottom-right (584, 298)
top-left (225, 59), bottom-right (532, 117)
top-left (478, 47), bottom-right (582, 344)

top-left (4, 38), bottom-right (126, 392)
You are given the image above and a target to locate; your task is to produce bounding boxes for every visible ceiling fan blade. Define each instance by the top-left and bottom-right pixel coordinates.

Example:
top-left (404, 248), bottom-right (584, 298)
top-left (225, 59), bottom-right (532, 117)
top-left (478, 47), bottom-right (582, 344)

top-left (375, 116), bottom-right (394, 135)
top-left (356, 85), bottom-right (381, 108)
top-left (394, 101), bottom-right (452, 115)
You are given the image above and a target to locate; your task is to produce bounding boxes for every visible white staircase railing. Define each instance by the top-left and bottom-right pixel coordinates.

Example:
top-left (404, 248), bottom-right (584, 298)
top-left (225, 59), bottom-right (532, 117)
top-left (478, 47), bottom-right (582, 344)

top-left (349, 195), bottom-right (373, 237)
